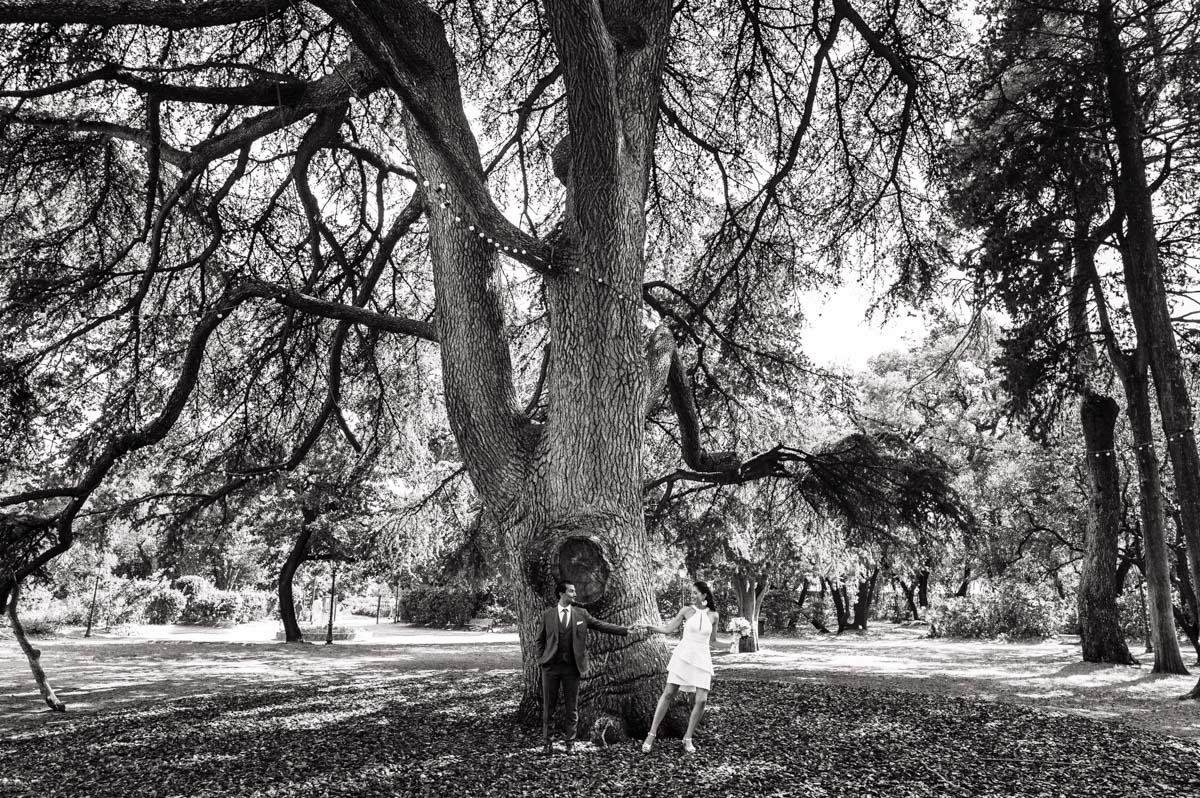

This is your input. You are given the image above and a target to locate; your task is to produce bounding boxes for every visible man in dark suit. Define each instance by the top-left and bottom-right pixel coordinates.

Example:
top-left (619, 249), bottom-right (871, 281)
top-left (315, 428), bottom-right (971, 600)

top-left (535, 580), bottom-right (630, 754)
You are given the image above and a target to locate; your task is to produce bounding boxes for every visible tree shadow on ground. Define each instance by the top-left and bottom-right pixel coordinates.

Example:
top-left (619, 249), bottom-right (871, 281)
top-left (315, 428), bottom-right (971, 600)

top-left (720, 628), bottom-right (1200, 739)
top-left (1, 673), bottom-right (1197, 798)
top-left (0, 638), bottom-right (521, 732)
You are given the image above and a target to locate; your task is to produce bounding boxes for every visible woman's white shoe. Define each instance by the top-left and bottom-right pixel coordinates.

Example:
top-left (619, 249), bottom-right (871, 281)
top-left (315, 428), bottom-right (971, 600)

top-left (682, 738), bottom-right (696, 754)
top-left (641, 733), bottom-right (655, 753)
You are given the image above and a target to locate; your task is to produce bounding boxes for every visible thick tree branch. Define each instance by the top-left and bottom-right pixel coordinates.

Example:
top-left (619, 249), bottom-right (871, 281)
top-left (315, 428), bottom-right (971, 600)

top-left (313, 0), bottom-right (553, 271)
top-left (642, 327), bottom-right (740, 475)
top-left (243, 280), bottom-right (438, 342)
top-left (544, 0), bottom-right (621, 192)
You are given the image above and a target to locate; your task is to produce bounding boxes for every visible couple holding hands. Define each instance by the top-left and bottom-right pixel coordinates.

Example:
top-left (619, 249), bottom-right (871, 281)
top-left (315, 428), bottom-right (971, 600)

top-left (534, 579), bottom-right (730, 756)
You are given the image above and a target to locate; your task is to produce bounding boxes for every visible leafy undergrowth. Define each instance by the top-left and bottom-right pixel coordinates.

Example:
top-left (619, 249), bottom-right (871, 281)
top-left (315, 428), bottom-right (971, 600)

top-left (1, 674), bottom-right (1197, 797)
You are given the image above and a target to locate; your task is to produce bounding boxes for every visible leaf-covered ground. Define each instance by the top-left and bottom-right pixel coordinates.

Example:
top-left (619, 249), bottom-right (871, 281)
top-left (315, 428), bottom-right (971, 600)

top-left (2, 672), bottom-right (1197, 797)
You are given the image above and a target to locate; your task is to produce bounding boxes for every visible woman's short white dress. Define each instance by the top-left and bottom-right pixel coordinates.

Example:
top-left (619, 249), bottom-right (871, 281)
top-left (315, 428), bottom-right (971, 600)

top-left (666, 609), bottom-right (715, 693)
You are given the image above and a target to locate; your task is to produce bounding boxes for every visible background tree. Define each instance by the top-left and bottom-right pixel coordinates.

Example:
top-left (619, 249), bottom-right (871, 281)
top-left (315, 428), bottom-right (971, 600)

top-left (945, 0), bottom-right (1200, 673)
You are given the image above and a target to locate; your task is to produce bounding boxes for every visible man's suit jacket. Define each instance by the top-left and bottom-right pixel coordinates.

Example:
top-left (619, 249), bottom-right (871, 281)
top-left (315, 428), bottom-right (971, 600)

top-left (535, 604), bottom-right (627, 675)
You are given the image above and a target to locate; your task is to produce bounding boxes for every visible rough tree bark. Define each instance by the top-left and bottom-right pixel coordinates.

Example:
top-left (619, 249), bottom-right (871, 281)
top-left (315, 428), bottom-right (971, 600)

top-left (1070, 217), bottom-right (1141, 666)
top-left (1076, 392), bottom-right (1137, 665)
top-left (1097, 0), bottom-right (1200, 695)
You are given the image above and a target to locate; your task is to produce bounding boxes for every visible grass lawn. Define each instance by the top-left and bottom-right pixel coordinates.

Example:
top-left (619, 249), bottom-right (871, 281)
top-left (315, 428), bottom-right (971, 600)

top-left (2, 622), bottom-right (1198, 796)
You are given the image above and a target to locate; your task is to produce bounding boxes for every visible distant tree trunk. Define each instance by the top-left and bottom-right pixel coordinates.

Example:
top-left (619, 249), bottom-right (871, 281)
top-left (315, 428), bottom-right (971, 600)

top-left (83, 569), bottom-right (100, 638)
top-left (825, 577), bottom-right (851, 633)
top-left (954, 566), bottom-right (971, 598)
top-left (5, 579), bottom-right (66, 712)
top-left (851, 568), bottom-right (880, 630)
top-left (917, 569), bottom-right (930, 609)
top-left (811, 580), bottom-right (830, 633)
top-left (787, 580), bottom-right (810, 630)
top-left (899, 577), bottom-right (920, 620)
top-left (1097, 0), bottom-right (1200, 696)
top-left (1077, 392), bottom-right (1137, 665)
top-left (279, 521), bottom-right (315, 644)
top-left (732, 573), bottom-right (768, 652)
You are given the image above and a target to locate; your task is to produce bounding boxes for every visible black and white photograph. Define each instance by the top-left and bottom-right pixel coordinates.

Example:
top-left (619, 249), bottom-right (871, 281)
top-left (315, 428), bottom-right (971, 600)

top-left (1, 0), bottom-right (1199, 795)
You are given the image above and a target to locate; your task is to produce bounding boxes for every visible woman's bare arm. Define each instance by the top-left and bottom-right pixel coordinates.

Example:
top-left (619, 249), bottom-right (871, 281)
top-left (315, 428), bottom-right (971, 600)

top-left (643, 607), bottom-right (689, 635)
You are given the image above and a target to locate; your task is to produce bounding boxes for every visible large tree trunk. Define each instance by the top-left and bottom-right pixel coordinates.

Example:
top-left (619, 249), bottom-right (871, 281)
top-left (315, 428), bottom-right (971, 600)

top-left (1120, 359), bottom-right (1189, 673)
top-left (1097, 0), bottom-right (1200, 696)
top-left (329, 0), bottom-right (692, 733)
top-left (917, 569), bottom-right (930, 610)
top-left (278, 521), bottom-right (315, 644)
top-left (1077, 392), bottom-right (1137, 665)
top-left (5, 579), bottom-right (66, 712)
top-left (508, 510), bottom-right (674, 741)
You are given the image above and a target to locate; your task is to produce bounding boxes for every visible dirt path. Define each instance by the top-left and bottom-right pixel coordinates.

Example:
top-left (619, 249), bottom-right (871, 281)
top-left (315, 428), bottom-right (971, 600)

top-left (3, 622), bottom-right (1196, 738)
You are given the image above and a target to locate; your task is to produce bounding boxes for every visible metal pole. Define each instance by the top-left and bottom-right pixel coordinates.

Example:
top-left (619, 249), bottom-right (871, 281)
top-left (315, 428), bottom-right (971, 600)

top-left (325, 564), bottom-right (338, 645)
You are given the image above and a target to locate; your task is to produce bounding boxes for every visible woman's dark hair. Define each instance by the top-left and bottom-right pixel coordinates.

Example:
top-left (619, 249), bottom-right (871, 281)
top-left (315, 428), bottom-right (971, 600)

top-left (693, 581), bottom-right (717, 611)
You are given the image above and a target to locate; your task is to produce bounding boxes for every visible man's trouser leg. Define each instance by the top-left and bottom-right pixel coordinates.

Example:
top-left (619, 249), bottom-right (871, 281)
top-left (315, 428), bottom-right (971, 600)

top-left (542, 665), bottom-right (562, 742)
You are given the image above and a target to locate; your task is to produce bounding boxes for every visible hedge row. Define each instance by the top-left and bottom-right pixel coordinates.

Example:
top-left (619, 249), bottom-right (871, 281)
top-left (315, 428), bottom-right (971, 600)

top-left (399, 586), bottom-right (516, 627)
top-left (5, 575), bottom-right (276, 635)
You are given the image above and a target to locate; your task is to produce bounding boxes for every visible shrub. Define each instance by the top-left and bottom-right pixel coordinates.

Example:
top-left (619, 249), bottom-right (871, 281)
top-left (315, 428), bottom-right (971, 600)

top-left (478, 602), bottom-right (517, 625)
top-left (399, 586), bottom-right (507, 627)
top-left (179, 584), bottom-right (240, 626)
top-left (234, 590), bottom-right (273, 623)
top-left (760, 587), bottom-right (812, 631)
top-left (146, 587), bottom-right (187, 624)
top-left (174, 575), bottom-right (213, 598)
top-left (106, 578), bottom-right (160, 625)
top-left (928, 581), bottom-right (1067, 640)
top-left (9, 606), bottom-right (68, 637)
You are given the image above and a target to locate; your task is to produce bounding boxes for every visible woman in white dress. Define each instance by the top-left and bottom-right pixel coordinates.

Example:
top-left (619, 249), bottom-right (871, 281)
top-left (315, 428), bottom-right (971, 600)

top-left (633, 580), bottom-right (729, 754)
